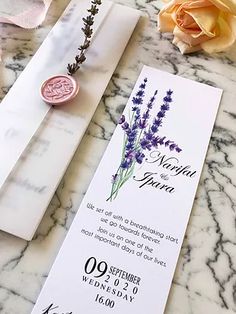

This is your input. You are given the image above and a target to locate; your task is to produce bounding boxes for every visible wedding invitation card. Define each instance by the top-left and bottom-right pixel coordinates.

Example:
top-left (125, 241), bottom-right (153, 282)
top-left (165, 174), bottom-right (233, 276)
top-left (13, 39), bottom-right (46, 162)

top-left (31, 66), bottom-right (222, 314)
top-left (0, 0), bottom-right (140, 240)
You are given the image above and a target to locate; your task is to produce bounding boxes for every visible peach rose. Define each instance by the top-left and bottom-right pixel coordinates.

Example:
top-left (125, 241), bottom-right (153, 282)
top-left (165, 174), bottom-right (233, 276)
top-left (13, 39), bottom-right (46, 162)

top-left (157, 0), bottom-right (236, 54)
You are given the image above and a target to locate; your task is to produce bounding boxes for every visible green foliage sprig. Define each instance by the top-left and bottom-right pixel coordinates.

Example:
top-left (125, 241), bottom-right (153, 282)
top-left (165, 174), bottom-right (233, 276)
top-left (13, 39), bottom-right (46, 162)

top-left (67, 0), bottom-right (102, 75)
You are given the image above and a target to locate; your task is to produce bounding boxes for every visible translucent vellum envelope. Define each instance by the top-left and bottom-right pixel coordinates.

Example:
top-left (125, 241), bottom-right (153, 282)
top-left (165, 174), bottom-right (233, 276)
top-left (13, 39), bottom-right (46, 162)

top-left (0, 0), bottom-right (140, 240)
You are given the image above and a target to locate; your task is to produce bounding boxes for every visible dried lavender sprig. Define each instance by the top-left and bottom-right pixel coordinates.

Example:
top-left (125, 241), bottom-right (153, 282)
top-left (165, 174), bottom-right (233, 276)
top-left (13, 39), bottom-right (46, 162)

top-left (67, 0), bottom-right (102, 75)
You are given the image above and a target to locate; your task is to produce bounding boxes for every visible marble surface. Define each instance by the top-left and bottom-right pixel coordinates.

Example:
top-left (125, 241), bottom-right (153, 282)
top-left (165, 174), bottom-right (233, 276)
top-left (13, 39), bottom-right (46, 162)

top-left (0, 0), bottom-right (236, 313)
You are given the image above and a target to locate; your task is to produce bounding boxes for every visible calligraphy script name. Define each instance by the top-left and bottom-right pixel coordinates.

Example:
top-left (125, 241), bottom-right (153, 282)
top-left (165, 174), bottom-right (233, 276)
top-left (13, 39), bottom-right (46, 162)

top-left (133, 151), bottom-right (197, 193)
top-left (146, 151), bottom-right (196, 178)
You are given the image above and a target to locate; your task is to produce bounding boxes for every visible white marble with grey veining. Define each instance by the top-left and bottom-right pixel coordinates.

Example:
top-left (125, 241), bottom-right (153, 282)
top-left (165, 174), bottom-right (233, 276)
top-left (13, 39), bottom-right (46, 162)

top-left (0, 0), bottom-right (236, 313)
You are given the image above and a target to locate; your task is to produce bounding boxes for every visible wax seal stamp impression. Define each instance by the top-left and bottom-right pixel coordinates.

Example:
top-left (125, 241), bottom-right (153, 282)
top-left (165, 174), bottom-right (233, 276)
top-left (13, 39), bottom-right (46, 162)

top-left (40, 75), bottom-right (79, 105)
top-left (40, 0), bottom-right (102, 106)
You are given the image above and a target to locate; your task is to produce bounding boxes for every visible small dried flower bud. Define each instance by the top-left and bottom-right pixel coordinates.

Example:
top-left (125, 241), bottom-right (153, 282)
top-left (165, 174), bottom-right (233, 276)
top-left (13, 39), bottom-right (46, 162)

top-left (83, 16), bottom-right (94, 26)
top-left (79, 54), bottom-right (86, 63)
top-left (88, 5), bottom-right (99, 15)
top-left (78, 40), bottom-right (90, 50)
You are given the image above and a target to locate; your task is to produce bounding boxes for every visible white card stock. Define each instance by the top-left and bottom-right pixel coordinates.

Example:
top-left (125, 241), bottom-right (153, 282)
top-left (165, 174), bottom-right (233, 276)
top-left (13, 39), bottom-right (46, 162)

top-left (31, 66), bottom-right (222, 314)
top-left (0, 0), bottom-right (140, 240)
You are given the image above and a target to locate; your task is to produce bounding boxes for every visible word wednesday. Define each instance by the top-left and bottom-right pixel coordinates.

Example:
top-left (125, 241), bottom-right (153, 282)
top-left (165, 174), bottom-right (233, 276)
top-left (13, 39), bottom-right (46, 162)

top-left (82, 276), bottom-right (135, 303)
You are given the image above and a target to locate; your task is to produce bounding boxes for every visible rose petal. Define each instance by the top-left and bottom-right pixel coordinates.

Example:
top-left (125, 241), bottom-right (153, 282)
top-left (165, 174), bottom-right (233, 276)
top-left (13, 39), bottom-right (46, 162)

top-left (179, 0), bottom-right (213, 9)
top-left (172, 9), bottom-right (201, 34)
top-left (201, 15), bottom-right (236, 52)
top-left (160, 0), bottom-right (190, 13)
top-left (173, 36), bottom-right (202, 53)
top-left (171, 1), bottom-right (217, 36)
top-left (179, 13), bottom-right (198, 28)
top-left (157, 0), bottom-right (185, 31)
top-left (158, 12), bottom-right (176, 32)
top-left (185, 6), bottom-right (219, 36)
top-left (173, 25), bottom-right (210, 45)
top-left (227, 14), bottom-right (236, 36)
top-left (209, 0), bottom-right (236, 15)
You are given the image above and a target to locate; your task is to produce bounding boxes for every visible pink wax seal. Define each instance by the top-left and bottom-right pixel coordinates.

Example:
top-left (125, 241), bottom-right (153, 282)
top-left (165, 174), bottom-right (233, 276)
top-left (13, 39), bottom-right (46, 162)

top-left (40, 74), bottom-right (79, 105)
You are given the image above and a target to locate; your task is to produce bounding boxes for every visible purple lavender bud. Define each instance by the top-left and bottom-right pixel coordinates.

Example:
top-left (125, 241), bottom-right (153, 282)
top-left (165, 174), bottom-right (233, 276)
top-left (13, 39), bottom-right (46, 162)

top-left (142, 112), bottom-right (149, 120)
top-left (139, 78), bottom-right (147, 90)
top-left (151, 136), bottom-right (166, 147)
top-left (126, 128), bottom-right (132, 135)
top-left (165, 140), bottom-right (170, 147)
top-left (151, 137), bottom-right (159, 147)
top-left (129, 130), bottom-right (137, 138)
top-left (132, 97), bottom-right (143, 105)
top-left (158, 136), bottom-right (166, 145)
top-left (122, 122), bottom-right (129, 130)
top-left (153, 118), bottom-right (162, 127)
top-left (163, 95), bottom-right (172, 102)
top-left (169, 143), bottom-right (176, 151)
top-left (125, 150), bottom-right (135, 159)
top-left (134, 108), bottom-right (141, 120)
top-left (149, 97), bottom-right (155, 105)
top-left (157, 111), bottom-right (165, 118)
top-left (135, 151), bottom-right (145, 164)
top-left (139, 120), bottom-right (147, 129)
top-left (118, 114), bottom-right (125, 124)
top-left (145, 131), bottom-right (153, 140)
top-left (167, 89), bottom-right (173, 95)
top-left (121, 158), bottom-right (132, 169)
top-left (137, 90), bottom-right (145, 97)
top-left (161, 104), bottom-right (170, 111)
top-left (126, 142), bottom-right (134, 150)
top-left (112, 174), bottom-right (118, 183)
top-left (127, 136), bottom-right (135, 144)
top-left (132, 124), bottom-right (138, 130)
top-left (140, 139), bottom-right (149, 149)
top-left (127, 150), bottom-right (135, 160)
top-left (176, 146), bottom-right (182, 153)
top-left (151, 125), bottom-right (158, 133)
top-left (140, 139), bottom-right (152, 150)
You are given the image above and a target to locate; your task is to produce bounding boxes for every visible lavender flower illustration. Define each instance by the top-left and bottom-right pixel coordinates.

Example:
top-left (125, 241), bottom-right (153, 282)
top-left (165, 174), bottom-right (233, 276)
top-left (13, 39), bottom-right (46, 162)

top-left (107, 78), bottom-right (182, 201)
